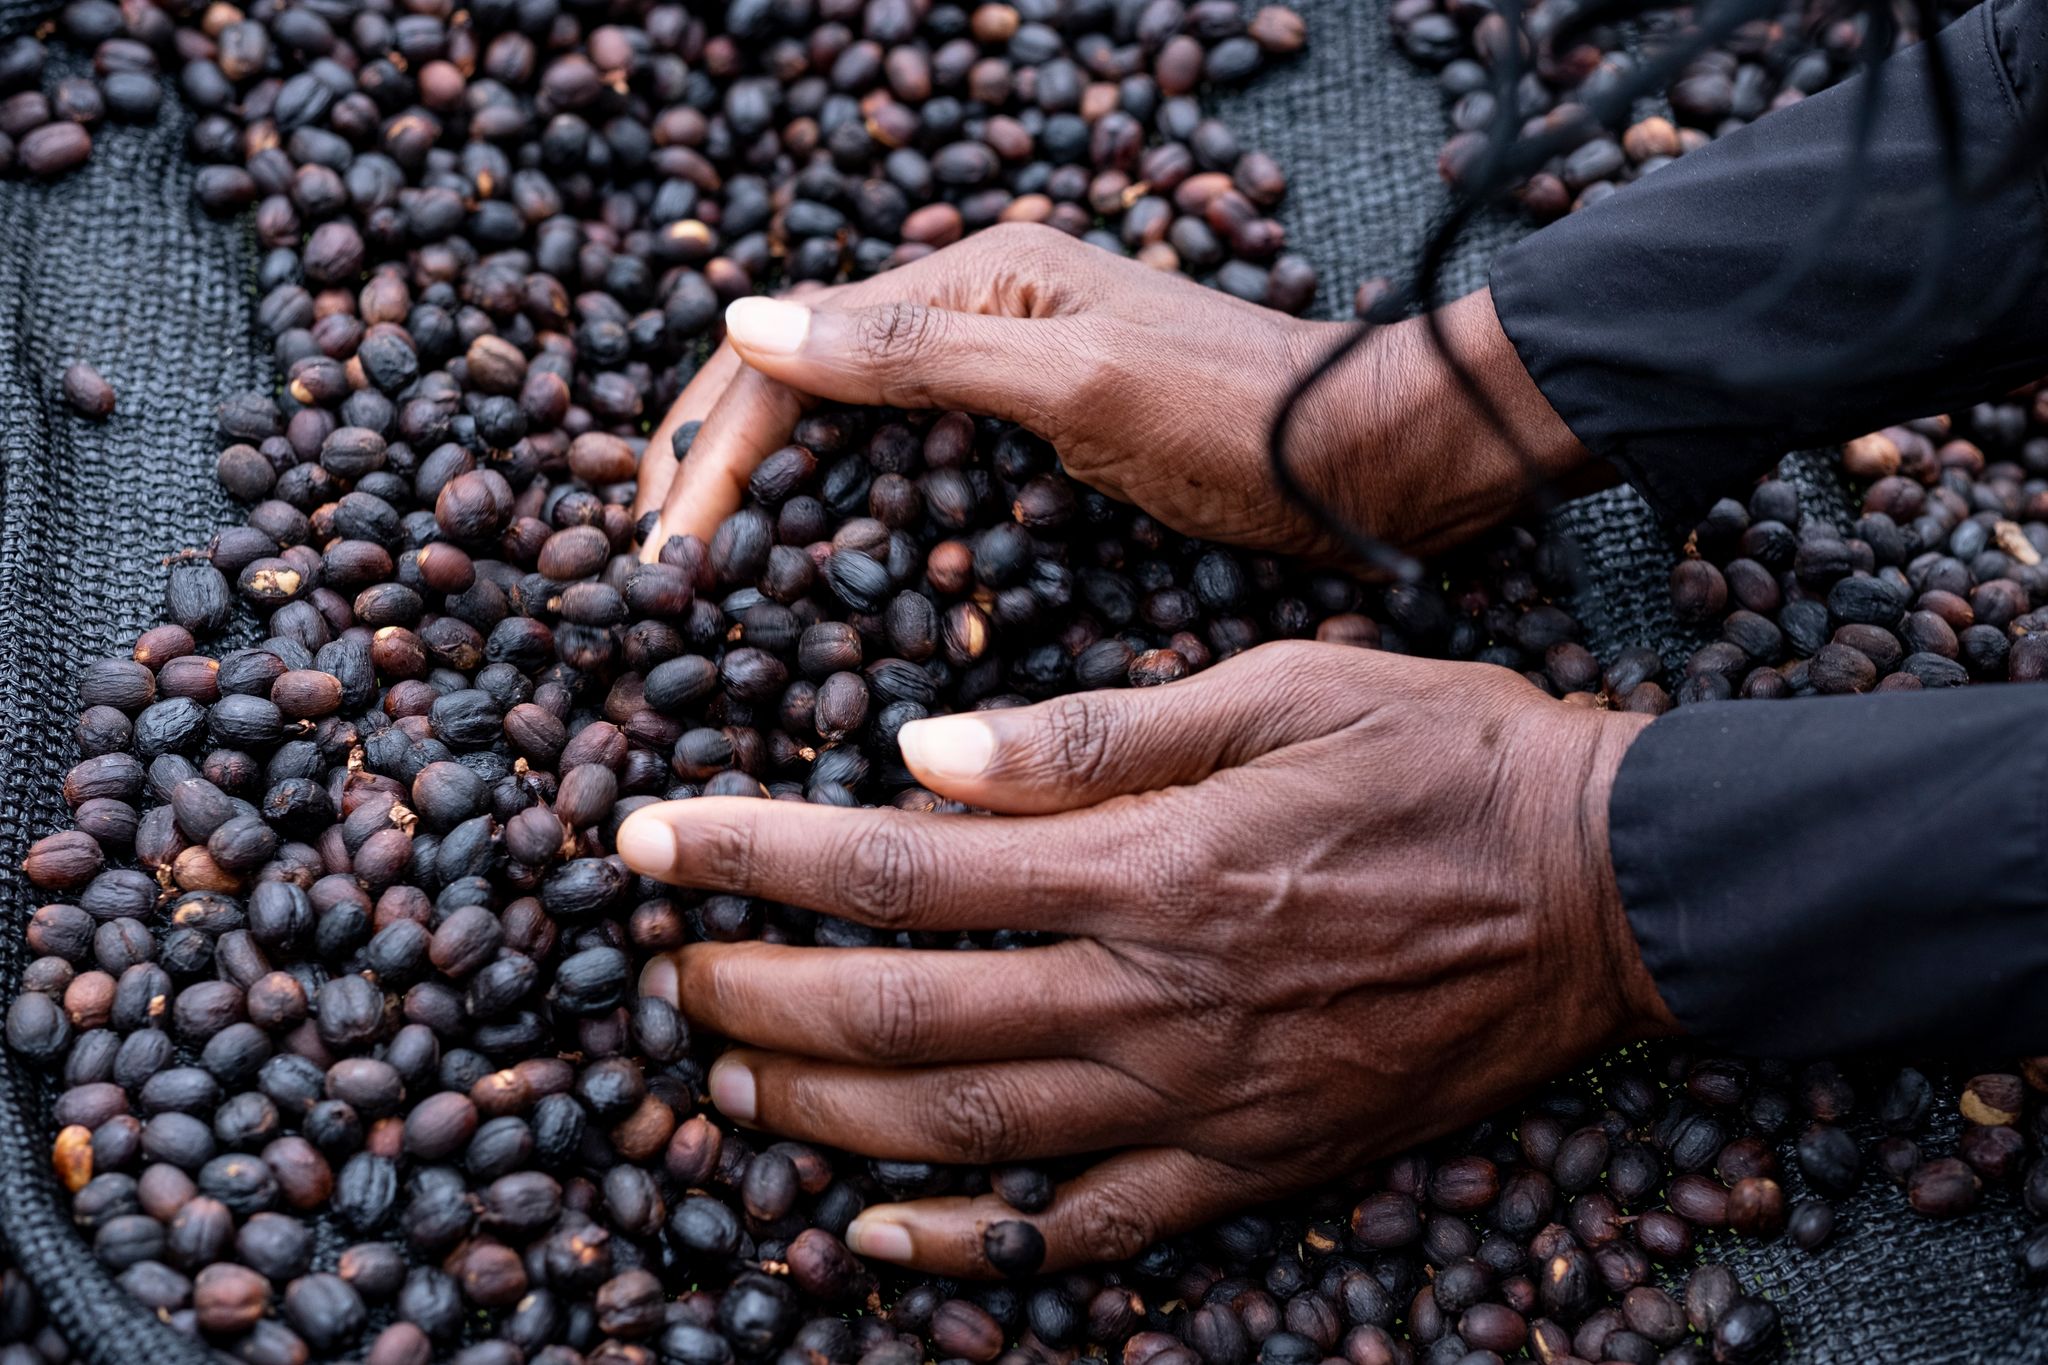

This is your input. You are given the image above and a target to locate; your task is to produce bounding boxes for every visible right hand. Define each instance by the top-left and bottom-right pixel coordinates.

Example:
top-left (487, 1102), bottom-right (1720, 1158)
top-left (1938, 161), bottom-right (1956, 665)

top-left (620, 640), bottom-right (1669, 1275)
top-left (634, 224), bottom-right (1585, 566)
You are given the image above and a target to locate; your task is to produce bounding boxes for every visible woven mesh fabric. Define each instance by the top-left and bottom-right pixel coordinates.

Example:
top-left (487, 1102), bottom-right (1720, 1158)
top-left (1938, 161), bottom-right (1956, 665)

top-left (1546, 448), bottom-right (1862, 668)
top-left (0, 47), bottom-right (265, 1365)
top-left (0, 2), bottom-right (2033, 1362)
top-left (1207, 0), bottom-right (1524, 311)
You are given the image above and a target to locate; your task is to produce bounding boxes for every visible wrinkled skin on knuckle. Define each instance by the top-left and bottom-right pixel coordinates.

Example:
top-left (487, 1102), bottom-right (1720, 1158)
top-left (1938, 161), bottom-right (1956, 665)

top-left (1068, 935), bottom-right (1164, 1013)
top-left (851, 957), bottom-right (941, 1065)
top-left (1129, 812), bottom-right (1220, 923)
top-left (1070, 1190), bottom-right (1154, 1264)
top-left (1036, 694), bottom-right (1119, 790)
top-left (1231, 639), bottom-right (1376, 712)
top-left (933, 1072), bottom-right (1021, 1164)
top-left (1146, 940), bottom-right (1239, 1022)
top-left (984, 222), bottom-right (1081, 292)
top-left (832, 820), bottom-right (933, 929)
top-left (1108, 957), bottom-right (1246, 1103)
top-left (1021, 790), bottom-right (1179, 928)
top-left (1083, 859), bottom-right (1245, 1038)
top-left (857, 301), bottom-right (947, 401)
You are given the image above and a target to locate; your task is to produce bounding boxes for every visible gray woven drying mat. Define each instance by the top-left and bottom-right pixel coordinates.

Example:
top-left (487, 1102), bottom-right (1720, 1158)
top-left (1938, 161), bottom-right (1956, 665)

top-left (0, 0), bottom-right (2032, 1361)
top-left (0, 38), bottom-right (263, 1365)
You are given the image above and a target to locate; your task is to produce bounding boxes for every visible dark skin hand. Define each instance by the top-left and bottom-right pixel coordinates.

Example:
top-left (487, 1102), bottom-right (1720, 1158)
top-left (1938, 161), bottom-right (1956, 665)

top-left (619, 223), bottom-right (1677, 1275)
top-left (633, 223), bottom-right (1585, 562)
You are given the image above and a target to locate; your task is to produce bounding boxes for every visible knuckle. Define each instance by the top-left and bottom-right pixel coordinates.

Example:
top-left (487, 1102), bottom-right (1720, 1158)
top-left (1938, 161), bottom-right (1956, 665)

top-left (850, 959), bottom-right (940, 1064)
top-left (1071, 1190), bottom-right (1153, 1263)
top-left (1164, 821), bottom-right (1221, 888)
top-left (988, 221), bottom-right (1069, 267)
top-left (1258, 638), bottom-right (1328, 676)
top-left (1113, 813), bottom-right (1212, 926)
top-left (1158, 952), bottom-right (1235, 1017)
top-left (1038, 695), bottom-right (1119, 788)
top-left (1224, 639), bottom-right (1355, 712)
top-left (834, 820), bottom-right (932, 928)
top-left (932, 1073), bottom-right (1021, 1163)
top-left (857, 300), bottom-right (945, 377)
top-left (701, 813), bottom-right (759, 891)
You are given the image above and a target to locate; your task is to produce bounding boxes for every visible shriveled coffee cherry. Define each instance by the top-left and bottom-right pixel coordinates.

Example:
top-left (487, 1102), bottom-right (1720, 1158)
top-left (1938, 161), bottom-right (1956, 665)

top-left (983, 1219), bottom-right (1047, 1278)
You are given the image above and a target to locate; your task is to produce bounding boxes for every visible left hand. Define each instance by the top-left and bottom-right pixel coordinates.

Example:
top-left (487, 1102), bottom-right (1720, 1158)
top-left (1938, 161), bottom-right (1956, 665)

top-left (617, 643), bottom-right (1674, 1275)
top-left (632, 225), bottom-right (1584, 567)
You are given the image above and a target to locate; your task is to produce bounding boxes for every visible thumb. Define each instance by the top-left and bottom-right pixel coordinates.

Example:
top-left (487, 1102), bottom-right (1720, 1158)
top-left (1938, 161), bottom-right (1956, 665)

top-left (723, 296), bottom-right (1086, 428)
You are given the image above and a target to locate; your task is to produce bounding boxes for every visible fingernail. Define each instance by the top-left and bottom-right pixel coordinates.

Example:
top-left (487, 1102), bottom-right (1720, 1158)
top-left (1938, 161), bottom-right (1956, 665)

top-left (725, 298), bottom-right (812, 356)
top-left (846, 1216), bottom-right (915, 1263)
top-left (897, 716), bottom-right (996, 783)
top-left (614, 810), bottom-right (674, 875)
top-left (708, 1058), bottom-right (757, 1122)
top-left (638, 954), bottom-right (677, 1005)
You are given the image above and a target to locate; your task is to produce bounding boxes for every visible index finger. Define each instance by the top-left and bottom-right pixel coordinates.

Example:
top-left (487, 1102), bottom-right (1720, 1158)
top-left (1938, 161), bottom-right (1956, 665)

top-left (633, 342), bottom-right (743, 554)
top-left (846, 1148), bottom-right (1252, 1276)
top-left (613, 796), bottom-right (1157, 935)
top-left (652, 363), bottom-right (808, 548)
top-left (642, 280), bottom-right (848, 551)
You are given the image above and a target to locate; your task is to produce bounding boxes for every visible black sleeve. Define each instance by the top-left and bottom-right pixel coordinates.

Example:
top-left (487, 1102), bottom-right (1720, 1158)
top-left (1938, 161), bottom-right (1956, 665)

top-left (1609, 688), bottom-right (2048, 1056)
top-left (1490, 0), bottom-right (2048, 527)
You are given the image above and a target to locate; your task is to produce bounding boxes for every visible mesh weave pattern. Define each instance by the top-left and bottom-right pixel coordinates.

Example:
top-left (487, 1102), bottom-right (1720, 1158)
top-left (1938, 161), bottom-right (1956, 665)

top-left (0, 54), bottom-right (263, 1365)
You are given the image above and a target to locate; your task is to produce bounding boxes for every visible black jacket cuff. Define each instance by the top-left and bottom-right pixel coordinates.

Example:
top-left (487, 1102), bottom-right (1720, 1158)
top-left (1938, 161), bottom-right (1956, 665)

top-left (1610, 689), bottom-right (2048, 1055)
top-left (1491, 0), bottom-right (2048, 527)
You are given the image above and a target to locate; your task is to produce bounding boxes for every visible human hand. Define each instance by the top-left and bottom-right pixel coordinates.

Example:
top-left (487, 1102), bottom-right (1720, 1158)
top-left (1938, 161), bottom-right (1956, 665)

top-left (617, 641), bottom-right (1673, 1276)
top-left (634, 225), bottom-right (1584, 565)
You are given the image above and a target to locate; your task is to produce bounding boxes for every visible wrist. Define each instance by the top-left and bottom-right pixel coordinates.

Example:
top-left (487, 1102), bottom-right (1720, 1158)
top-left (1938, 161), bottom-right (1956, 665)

top-left (1515, 703), bottom-right (1680, 1049)
top-left (1574, 709), bottom-right (1681, 1041)
top-left (1285, 289), bottom-right (1588, 557)
top-left (1581, 712), bottom-right (1679, 1039)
